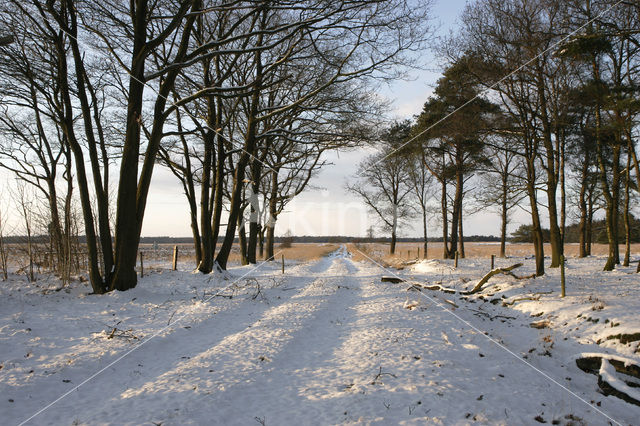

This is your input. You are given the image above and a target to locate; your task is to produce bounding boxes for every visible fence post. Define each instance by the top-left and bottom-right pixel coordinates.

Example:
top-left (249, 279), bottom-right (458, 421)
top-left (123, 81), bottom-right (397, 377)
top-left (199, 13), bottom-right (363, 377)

top-left (560, 254), bottom-right (566, 298)
top-left (408, 250), bottom-right (411, 259)
top-left (172, 245), bottom-right (178, 271)
top-left (140, 252), bottom-right (144, 278)
top-left (491, 254), bottom-right (495, 270)
top-left (454, 251), bottom-right (459, 268)
top-left (417, 247), bottom-right (420, 259)
top-left (281, 254), bottom-right (285, 274)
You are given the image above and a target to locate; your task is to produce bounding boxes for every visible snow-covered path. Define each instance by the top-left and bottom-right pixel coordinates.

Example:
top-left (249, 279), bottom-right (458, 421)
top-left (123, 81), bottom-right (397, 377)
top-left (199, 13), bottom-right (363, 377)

top-left (2, 247), bottom-right (637, 425)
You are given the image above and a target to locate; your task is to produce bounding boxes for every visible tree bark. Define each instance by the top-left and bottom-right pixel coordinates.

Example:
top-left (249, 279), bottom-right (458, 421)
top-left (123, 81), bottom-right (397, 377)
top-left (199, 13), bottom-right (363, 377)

top-left (238, 209), bottom-right (248, 265)
top-left (458, 202), bottom-right (465, 259)
top-left (441, 179), bottom-right (449, 259)
top-left (499, 174), bottom-right (508, 258)
top-left (448, 162), bottom-right (463, 260)
top-left (247, 155), bottom-right (262, 264)
top-left (390, 229), bottom-right (397, 255)
top-left (578, 146), bottom-right (589, 258)
top-left (623, 162), bottom-right (631, 267)
top-left (197, 96), bottom-right (216, 273)
top-left (422, 209), bottom-right (428, 259)
top-left (265, 169), bottom-right (279, 260)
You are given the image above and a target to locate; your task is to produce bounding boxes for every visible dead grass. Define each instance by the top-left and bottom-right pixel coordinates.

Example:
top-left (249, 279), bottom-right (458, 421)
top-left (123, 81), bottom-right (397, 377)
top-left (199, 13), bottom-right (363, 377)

top-left (234, 243), bottom-right (340, 263)
top-left (138, 242), bottom-right (340, 267)
top-left (347, 242), bottom-right (640, 265)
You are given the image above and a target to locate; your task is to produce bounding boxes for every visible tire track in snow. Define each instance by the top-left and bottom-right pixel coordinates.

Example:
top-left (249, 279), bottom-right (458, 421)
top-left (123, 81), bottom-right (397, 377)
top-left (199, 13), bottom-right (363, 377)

top-left (51, 251), bottom-right (354, 424)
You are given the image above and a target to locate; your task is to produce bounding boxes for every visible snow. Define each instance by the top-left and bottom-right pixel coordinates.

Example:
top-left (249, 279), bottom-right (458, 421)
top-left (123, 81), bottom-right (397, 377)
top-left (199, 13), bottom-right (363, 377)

top-left (598, 358), bottom-right (640, 403)
top-left (1, 248), bottom-right (640, 425)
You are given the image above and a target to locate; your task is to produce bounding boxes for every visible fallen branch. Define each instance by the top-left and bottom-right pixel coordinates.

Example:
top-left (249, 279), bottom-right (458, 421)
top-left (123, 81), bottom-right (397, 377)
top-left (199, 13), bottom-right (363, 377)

top-left (213, 293), bottom-right (234, 299)
top-left (423, 284), bottom-right (457, 294)
top-left (463, 263), bottom-right (524, 295)
top-left (470, 309), bottom-right (516, 321)
top-left (443, 298), bottom-right (459, 309)
top-left (105, 327), bottom-right (139, 340)
top-left (406, 284), bottom-right (423, 292)
top-left (408, 282), bottom-right (457, 294)
top-left (502, 295), bottom-right (541, 307)
top-left (371, 366), bottom-right (397, 385)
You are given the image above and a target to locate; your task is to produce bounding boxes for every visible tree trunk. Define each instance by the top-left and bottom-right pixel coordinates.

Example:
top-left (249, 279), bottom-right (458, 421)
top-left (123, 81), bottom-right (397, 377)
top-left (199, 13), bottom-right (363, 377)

top-left (265, 170), bottom-right (278, 260)
top-left (211, 128), bottom-right (225, 259)
top-left (110, 0), bottom-right (197, 290)
top-left (265, 224), bottom-right (275, 260)
top-left (526, 157), bottom-right (545, 277)
top-left (197, 102), bottom-right (215, 273)
top-left (258, 225), bottom-right (265, 259)
top-left (623, 146), bottom-right (631, 266)
top-left (578, 149), bottom-right (589, 258)
top-left (247, 156), bottom-right (262, 264)
top-left (390, 229), bottom-right (397, 255)
top-left (448, 166), bottom-right (463, 260)
top-left (108, 0), bottom-right (150, 291)
top-left (536, 64), bottom-right (562, 268)
top-left (214, 24), bottom-right (263, 270)
top-left (500, 184), bottom-right (507, 258)
top-left (458, 203), bottom-right (465, 259)
top-left (53, 27), bottom-right (105, 293)
top-left (587, 191), bottom-right (594, 256)
top-left (441, 179), bottom-right (449, 259)
top-left (422, 209), bottom-right (428, 259)
top-left (238, 211), bottom-right (248, 266)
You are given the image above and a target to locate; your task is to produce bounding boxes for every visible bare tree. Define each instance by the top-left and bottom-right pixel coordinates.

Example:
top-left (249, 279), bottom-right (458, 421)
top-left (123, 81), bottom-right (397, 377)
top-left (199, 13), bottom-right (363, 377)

top-left (475, 132), bottom-right (526, 257)
top-left (0, 194), bottom-right (10, 280)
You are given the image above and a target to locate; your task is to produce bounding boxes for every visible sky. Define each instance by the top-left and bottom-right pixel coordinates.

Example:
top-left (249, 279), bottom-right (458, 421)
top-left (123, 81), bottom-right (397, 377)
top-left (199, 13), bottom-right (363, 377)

top-left (138, 0), bottom-right (532, 238)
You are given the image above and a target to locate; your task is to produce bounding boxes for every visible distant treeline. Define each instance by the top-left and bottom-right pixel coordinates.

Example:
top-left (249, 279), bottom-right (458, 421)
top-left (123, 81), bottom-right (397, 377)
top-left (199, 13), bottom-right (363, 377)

top-left (3, 234), bottom-right (502, 245)
top-left (13, 224), bottom-right (640, 246)
top-left (511, 217), bottom-right (640, 244)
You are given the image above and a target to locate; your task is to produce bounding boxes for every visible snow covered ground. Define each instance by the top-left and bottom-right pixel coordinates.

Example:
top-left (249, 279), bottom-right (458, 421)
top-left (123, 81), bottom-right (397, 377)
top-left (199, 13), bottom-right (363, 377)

top-left (1, 246), bottom-right (639, 425)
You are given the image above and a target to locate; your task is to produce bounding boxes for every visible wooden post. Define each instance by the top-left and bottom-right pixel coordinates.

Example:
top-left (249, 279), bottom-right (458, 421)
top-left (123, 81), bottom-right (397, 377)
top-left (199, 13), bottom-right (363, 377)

top-left (172, 245), bottom-right (178, 271)
top-left (281, 254), bottom-right (285, 274)
top-left (491, 254), bottom-right (495, 270)
top-left (454, 251), bottom-right (459, 268)
top-left (560, 254), bottom-right (566, 298)
top-left (140, 252), bottom-right (144, 278)
top-left (408, 250), bottom-right (411, 259)
top-left (417, 247), bottom-right (420, 259)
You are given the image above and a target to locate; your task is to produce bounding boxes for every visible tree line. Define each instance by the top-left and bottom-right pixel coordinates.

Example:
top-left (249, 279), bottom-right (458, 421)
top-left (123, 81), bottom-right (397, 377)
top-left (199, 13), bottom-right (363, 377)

top-left (0, 0), bottom-right (432, 292)
top-left (348, 0), bottom-right (640, 276)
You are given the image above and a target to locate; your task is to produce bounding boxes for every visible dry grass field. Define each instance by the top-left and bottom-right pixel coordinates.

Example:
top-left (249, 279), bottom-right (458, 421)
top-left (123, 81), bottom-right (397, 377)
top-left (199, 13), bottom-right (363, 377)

top-left (347, 241), bottom-right (640, 266)
top-left (137, 242), bottom-right (340, 268)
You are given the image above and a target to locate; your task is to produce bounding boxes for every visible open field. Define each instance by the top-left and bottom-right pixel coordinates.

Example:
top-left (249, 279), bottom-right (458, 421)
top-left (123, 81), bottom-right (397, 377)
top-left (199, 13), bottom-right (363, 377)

top-left (348, 241), bottom-right (640, 265)
top-left (136, 242), bottom-right (340, 268)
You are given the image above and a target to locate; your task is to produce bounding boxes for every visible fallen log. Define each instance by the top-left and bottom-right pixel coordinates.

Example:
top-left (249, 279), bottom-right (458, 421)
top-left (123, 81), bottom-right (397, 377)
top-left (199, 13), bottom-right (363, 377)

top-left (443, 298), bottom-right (459, 309)
top-left (576, 354), bottom-right (640, 406)
top-left (381, 276), bottom-right (404, 283)
top-left (502, 295), bottom-right (541, 307)
top-left (422, 284), bottom-right (457, 294)
top-left (463, 263), bottom-right (524, 295)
